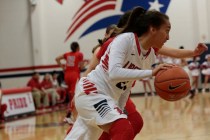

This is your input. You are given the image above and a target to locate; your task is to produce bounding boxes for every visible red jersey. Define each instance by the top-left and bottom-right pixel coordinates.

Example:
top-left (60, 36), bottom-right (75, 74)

top-left (41, 79), bottom-right (53, 89)
top-left (63, 51), bottom-right (83, 73)
top-left (27, 78), bottom-right (42, 90)
top-left (96, 37), bottom-right (114, 60)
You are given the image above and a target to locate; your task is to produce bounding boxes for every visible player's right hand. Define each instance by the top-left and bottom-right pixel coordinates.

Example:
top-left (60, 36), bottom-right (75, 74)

top-left (152, 63), bottom-right (175, 76)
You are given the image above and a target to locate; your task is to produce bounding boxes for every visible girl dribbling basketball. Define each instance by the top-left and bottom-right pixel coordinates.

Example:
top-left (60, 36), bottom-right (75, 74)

top-left (65, 7), bottom-right (208, 140)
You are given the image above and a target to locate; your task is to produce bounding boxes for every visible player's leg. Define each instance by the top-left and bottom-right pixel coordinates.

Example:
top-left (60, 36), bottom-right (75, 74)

top-left (203, 75), bottom-right (209, 93)
top-left (146, 80), bottom-right (155, 96)
top-left (64, 73), bottom-right (78, 124)
top-left (194, 76), bottom-right (199, 92)
top-left (98, 132), bottom-right (110, 140)
top-left (141, 81), bottom-right (148, 96)
top-left (98, 118), bottom-right (134, 140)
top-left (65, 116), bottom-right (103, 140)
top-left (75, 89), bottom-right (134, 140)
top-left (99, 98), bottom-right (143, 140)
top-left (125, 98), bottom-right (143, 136)
top-left (68, 75), bottom-right (79, 121)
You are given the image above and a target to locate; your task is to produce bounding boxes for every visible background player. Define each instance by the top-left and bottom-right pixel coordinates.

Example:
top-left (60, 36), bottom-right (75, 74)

top-left (140, 77), bottom-right (155, 97)
top-left (188, 56), bottom-right (200, 93)
top-left (56, 42), bottom-right (84, 124)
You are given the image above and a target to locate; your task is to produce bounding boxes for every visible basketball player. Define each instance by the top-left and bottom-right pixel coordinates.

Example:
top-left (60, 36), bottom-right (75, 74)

top-left (82, 11), bottom-right (144, 140)
top-left (188, 56), bottom-right (200, 93)
top-left (140, 77), bottom-right (155, 97)
top-left (65, 7), bottom-right (207, 140)
top-left (55, 42), bottom-right (84, 124)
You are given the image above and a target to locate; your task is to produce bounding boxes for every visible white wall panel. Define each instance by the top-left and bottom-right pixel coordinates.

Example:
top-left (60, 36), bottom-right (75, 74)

top-left (0, 0), bottom-right (210, 90)
top-left (0, 0), bottom-right (33, 68)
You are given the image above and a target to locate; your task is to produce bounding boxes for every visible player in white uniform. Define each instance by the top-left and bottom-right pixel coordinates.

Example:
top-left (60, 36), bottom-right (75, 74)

top-left (64, 7), bottom-right (208, 140)
top-left (188, 56), bottom-right (200, 92)
top-left (201, 54), bottom-right (210, 93)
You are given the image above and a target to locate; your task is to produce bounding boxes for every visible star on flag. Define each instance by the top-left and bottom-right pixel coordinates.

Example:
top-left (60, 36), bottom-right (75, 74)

top-left (149, 0), bottom-right (164, 11)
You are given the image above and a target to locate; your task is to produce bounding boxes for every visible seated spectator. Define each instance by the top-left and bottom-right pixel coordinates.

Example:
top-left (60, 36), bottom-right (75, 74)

top-left (51, 71), bottom-right (67, 103)
top-left (41, 73), bottom-right (60, 107)
top-left (27, 72), bottom-right (49, 109)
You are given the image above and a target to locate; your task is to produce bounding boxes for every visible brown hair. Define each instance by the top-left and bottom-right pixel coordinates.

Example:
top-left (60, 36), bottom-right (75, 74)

top-left (120, 6), bottom-right (169, 37)
top-left (71, 42), bottom-right (79, 52)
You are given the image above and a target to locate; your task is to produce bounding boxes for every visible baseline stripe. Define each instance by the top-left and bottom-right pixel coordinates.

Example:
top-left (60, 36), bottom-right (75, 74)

top-left (0, 64), bottom-right (59, 73)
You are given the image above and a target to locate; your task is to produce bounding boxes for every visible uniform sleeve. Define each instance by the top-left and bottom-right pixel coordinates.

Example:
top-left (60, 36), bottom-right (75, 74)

top-left (108, 33), bottom-right (152, 81)
top-left (78, 52), bottom-right (84, 62)
top-left (96, 38), bottom-right (114, 60)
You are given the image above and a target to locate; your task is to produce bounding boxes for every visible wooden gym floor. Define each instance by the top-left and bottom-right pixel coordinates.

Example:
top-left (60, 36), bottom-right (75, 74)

top-left (1, 93), bottom-right (210, 140)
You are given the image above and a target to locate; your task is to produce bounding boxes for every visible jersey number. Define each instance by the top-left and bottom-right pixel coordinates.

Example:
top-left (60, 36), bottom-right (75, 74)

top-left (116, 81), bottom-right (129, 90)
top-left (67, 56), bottom-right (75, 66)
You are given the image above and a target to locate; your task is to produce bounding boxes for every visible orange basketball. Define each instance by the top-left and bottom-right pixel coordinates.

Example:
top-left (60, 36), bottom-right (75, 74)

top-left (154, 66), bottom-right (191, 101)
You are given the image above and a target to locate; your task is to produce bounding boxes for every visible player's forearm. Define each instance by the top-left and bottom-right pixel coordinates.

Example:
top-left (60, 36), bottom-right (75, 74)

top-left (159, 43), bottom-right (208, 58)
top-left (159, 47), bottom-right (194, 58)
top-left (109, 67), bottom-right (152, 81)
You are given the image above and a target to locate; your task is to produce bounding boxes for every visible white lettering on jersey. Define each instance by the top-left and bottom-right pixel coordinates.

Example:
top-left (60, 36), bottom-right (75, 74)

top-left (67, 56), bottom-right (75, 66)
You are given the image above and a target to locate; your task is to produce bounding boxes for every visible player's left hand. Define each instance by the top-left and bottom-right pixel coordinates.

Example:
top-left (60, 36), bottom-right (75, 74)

top-left (194, 43), bottom-right (208, 56)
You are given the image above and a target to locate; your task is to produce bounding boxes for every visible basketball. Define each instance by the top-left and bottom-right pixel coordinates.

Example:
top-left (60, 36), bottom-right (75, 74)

top-left (154, 66), bottom-right (191, 101)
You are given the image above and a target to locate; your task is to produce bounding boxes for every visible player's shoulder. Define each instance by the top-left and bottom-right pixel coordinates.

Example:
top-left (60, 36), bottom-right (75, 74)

top-left (102, 37), bottom-right (115, 47)
top-left (74, 51), bottom-right (82, 55)
top-left (75, 52), bottom-right (83, 59)
top-left (116, 32), bottom-right (135, 39)
top-left (113, 32), bottom-right (135, 45)
top-left (64, 52), bottom-right (71, 56)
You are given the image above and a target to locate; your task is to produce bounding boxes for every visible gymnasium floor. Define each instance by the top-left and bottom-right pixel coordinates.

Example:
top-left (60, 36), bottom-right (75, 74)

top-left (1, 93), bottom-right (210, 140)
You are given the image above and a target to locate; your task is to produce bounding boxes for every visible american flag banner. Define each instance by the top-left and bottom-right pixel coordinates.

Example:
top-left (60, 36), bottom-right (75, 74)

top-left (65, 0), bottom-right (171, 41)
top-left (56, 0), bottom-right (63, 5)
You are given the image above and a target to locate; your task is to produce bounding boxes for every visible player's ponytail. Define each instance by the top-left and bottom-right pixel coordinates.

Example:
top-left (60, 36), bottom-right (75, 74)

top-left (120, 6), bottom-right (146, 34)
top-left (118, 6), bottom-right (169, 37)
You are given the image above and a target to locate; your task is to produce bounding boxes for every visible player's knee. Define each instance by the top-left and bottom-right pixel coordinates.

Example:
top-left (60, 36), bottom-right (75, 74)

top-left (109, 118), bottom-right (134, 140)
top-left (98, 132), bottom-right (111, 140)
top-left (128, 112), bottom-right (144, 136)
